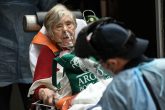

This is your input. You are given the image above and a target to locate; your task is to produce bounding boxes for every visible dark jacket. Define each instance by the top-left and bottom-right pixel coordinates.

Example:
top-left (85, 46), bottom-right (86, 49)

top-left (0, 0), bottom-right (58, 86)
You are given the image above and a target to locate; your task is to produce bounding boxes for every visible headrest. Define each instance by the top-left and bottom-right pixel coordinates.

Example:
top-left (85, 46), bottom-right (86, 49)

top-left (23, 11), bottom-right (83, 32)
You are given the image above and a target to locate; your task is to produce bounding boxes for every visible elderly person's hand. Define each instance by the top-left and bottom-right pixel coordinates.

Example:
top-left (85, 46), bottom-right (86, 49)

top-left (38, 88), bottom-right (56, 105)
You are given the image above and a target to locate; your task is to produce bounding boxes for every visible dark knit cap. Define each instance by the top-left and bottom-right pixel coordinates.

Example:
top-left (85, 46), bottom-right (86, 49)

top-left (75, 19), bottom-right (148, 61)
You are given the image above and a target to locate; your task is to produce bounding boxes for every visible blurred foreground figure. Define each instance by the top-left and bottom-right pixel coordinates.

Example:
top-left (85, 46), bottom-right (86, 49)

top-left (0, 0), bottom-right (58, 110)
top-left (75, 17), bottom-right (165, 110)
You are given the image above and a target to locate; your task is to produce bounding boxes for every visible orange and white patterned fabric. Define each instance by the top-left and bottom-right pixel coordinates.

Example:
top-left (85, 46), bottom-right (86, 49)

top-left (28, 19), bottom-right (87, 99)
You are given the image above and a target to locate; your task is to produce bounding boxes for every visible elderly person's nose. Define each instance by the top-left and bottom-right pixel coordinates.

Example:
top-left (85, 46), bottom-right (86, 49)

top-left (63, 24), bottom-right (68, 31)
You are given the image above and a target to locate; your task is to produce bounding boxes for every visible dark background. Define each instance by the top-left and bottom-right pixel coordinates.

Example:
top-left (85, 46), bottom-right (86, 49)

top-left (67, 0), bottom-right (158, 57)
top-left (106, 0), bottom-right (157, 58)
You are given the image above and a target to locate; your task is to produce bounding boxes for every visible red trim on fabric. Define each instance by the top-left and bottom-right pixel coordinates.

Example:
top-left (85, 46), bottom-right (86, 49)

top-left (33, 45), bottom-right (55, 81)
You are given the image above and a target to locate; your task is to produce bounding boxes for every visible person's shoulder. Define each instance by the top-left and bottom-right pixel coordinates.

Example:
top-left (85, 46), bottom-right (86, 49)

top-left (153, 58), bottom-right (165, 63)
top-left (106, 68), bottom-right (136, 90)
top-left (141, 58), bottom-right (165, 68)
top-left (116, 68), bottom-right (135, 80)
top-left (150, 58), bottom-right (165, 70)
top-left (104, 69), bottom-right (137, 103)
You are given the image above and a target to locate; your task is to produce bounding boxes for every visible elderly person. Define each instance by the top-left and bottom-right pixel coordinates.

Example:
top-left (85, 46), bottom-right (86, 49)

top-left (28, 4), bottom-right (83, 105)
top-left (28, 4), bottom-right (110, 109)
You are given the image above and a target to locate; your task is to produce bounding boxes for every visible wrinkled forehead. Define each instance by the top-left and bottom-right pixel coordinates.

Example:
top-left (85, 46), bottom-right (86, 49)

top-left (54, 10), bottom-right (76, 24)
top-left (56, 15), bottom-right (75, 25)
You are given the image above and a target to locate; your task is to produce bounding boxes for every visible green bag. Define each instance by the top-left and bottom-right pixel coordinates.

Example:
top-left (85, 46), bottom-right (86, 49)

top-left (52, 52), bottom-right (111, 94)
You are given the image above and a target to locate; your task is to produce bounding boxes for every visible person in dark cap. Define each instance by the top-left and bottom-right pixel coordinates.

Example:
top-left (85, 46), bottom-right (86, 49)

top-left (75, 17), bottom-right (165, 110)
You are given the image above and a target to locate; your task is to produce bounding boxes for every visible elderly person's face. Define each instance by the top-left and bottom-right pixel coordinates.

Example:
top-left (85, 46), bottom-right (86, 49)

top-left (52, 15), bottom-right (76, 48)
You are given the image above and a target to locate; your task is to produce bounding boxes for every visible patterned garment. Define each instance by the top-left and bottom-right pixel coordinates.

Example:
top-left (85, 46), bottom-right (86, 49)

top-left (53, 52), bottom-right (111, 94)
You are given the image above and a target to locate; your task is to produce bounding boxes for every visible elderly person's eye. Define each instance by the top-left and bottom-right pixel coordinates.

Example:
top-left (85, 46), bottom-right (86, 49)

top-left (55, 24), bottom-right (63, 31)
top-left (66, 21), bottom-right (74, 27)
